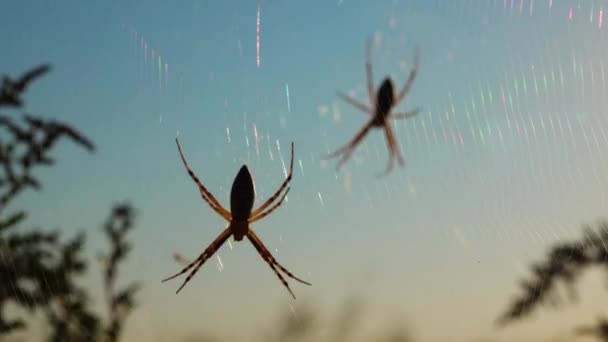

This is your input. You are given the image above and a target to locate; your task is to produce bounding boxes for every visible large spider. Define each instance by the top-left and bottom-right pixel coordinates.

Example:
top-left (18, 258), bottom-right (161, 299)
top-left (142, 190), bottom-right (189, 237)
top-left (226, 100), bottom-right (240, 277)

top-left (162, 138), bottom-right (311, 299)
top-left (324, 39), bottom-right (421, 176)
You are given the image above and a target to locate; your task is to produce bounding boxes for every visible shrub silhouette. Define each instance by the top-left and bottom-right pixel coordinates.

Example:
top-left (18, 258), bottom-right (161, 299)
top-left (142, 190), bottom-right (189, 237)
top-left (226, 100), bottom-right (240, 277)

top-left (498, 221), bottom-right (608, 341)
top-left (263, 295), bottom-right (414, 342)
top-left (0, 65), bottom-right (139, 341)
top-left (574, 317), bottom-right (608, 341)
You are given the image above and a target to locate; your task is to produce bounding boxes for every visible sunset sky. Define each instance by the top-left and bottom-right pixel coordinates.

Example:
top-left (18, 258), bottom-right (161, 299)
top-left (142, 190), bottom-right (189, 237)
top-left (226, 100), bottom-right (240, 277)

top-left (3, 1), bottom-right (608, 341)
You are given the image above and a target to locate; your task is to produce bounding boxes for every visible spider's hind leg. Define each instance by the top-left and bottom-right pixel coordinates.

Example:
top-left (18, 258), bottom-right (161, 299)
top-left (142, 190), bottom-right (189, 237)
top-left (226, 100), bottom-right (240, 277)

top-left (376, 123), bottom-right (403, 177)
top-left (323, 121), bottom-right (374, 169)
top-left (247, 231), bottom-right (297, 299)
top-left (376, 153), bottom-right (395, 178)
top-left (162, 227), bottom-right (231, 294)
top-left (249, 230), bottom-right (311, 286)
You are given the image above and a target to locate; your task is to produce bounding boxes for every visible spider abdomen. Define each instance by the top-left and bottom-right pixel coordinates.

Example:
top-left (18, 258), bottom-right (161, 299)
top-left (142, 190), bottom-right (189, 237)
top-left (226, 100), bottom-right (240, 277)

top-left (230, 165), bottom-right (255, 221)
top-left (376, 78), bottom-right (395, 120)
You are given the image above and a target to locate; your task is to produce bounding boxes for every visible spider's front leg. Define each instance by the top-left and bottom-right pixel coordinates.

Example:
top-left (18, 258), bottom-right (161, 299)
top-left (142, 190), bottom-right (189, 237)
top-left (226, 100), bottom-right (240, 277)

top-left (392, 108), bottom-right (420, 120)
top-left (395, 46), bottom-right (420, 106)
top-left (365, 37), bottom-right (375, 105)
top-left (249, 187), bottom-right (290, 223)
top-left (251, 142), bottom-right (294, 217)
top-left (175, 138), bottom-right (232, 221)
top-left (336, 91), bottom-right (373, 115)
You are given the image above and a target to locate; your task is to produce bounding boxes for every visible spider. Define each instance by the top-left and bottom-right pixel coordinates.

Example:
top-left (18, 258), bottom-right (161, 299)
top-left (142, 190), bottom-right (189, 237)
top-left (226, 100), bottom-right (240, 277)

top-left (324, 38), bottom-right (421, 176)
top-left (162, 138), bottom-right (311, 299)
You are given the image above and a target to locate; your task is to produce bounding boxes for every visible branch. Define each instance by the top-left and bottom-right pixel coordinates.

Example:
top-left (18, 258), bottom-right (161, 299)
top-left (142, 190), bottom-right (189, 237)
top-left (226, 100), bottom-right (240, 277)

top-left (0, 65), bottom-right (50, 107)
top-left (498, 222), bottom-right (608, 326)
top-left (0, 65), bottom-right (95, 210)
top-left (99, 203), bottom-right (140, 342)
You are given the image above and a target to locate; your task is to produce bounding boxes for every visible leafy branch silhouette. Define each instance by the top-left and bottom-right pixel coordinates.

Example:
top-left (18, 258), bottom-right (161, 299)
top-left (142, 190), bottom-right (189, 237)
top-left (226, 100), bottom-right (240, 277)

top-left (498, 221), bottom-right (608, 340)
top-left (0, 65), bottom-right (139, 341)
top-left (100, 204), bottom-right (140, 342)
top-left (0, 65), bottom-right (94, 208)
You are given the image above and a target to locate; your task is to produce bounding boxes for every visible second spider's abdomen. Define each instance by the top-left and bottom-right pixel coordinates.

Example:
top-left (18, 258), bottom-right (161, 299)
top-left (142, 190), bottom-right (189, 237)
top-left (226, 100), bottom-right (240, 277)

top-left (376, 78), bottom-right (395, 119)
top-left (230, 165), bottom-right (255, 221)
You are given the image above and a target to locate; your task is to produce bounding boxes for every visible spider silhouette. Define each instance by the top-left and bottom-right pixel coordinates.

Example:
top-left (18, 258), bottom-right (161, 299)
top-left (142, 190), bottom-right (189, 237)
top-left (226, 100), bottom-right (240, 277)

top-left (324, 39), bottom-right (420, 176)
top-left (162, 138), bottom-right (311, 299)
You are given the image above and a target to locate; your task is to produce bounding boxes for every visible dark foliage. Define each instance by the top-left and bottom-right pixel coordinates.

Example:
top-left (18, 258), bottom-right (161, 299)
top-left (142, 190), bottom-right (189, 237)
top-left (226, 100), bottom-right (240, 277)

top-left (100, 205), bottom-right (140, 342)
top-left (575, 317), bottom-right (608, 341)
top-left (328, 295), bottom-right (365, 342)
top-left (0, 65), bottom-right (50, 108)
top-left (257, 296), bottom-right (412, 342)
top-left (498, 222), bottom-right (608, 340)
top-left (0, 65), bottom-right (139, 341)
top-left (0, 65), bottom-right (94, 208)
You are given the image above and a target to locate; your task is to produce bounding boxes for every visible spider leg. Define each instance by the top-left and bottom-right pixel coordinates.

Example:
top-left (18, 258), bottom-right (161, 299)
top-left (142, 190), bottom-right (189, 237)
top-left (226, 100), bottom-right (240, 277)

top-left (395, 46), bottom-right (420, 106)
top-left (162, 227), bottom-right (231, 294)
top-left (247, 231), bottom-right (296, 299)
top-left (336, 91), bottom-right (373, 115)
top-left (335, 146), bottom-right (358, 171)
top-left (175, 138), bottom-right (231, 221)
top-left (386, 124), bottom-right (405, 167)
top-left (392, 108), bottom-right (420, 120)
top-left (324, 121), bottom-right (374, 170)
top-left (248, 230), bottom-right (311, 286)
top-left (376, 152), bottom-right (395, 178)
top-left (376, 123), bottom-right (403, 177)
top-left (250, 187), bottom-right (290, 223)
top-left (251, 142), bottom-right (294, 217)
top-left (365, 37), bottom-right (375, 105)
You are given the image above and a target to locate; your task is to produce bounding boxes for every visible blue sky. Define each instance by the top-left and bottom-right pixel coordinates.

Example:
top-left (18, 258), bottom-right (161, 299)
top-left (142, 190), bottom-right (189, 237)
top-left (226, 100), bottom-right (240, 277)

top-left (3, 0), bottom-right (608, 341)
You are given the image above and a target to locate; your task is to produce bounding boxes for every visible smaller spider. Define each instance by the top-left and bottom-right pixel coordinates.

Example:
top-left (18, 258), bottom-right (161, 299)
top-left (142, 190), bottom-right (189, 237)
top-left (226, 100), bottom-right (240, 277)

top-left (324, 38), bottom-right (421, 176)
top-left (162, 138), bottom-right (310, 299)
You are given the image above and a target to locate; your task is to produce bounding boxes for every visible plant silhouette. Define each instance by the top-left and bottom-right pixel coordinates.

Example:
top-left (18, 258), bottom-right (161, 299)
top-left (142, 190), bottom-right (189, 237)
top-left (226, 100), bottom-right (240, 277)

top-left (264, 295), bottom-right (414, 342)
top-left (574, 317), bottom-right (608, 341)
top-left (0, 65), bottom-right (139, 341)
top-left (498, 221), bottom-right (608, 341)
